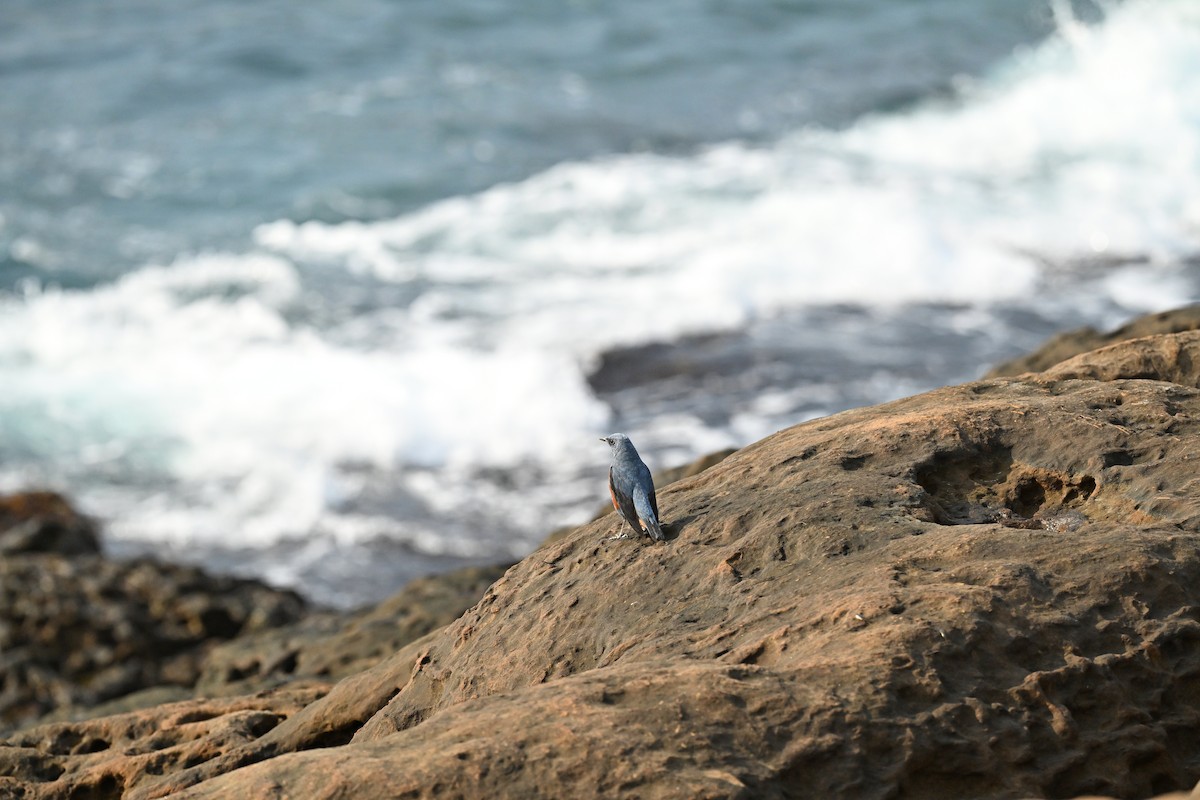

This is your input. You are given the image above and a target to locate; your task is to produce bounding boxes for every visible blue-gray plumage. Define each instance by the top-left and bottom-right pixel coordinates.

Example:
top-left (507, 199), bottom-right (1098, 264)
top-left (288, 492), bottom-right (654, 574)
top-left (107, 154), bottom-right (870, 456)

top-left (601, 433), bottom-right (664, 542)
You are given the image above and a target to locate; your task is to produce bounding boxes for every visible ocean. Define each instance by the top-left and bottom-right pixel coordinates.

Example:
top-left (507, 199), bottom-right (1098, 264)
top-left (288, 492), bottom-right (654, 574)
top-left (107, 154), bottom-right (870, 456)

top-left (2, 0), bottom-right (1198, 607)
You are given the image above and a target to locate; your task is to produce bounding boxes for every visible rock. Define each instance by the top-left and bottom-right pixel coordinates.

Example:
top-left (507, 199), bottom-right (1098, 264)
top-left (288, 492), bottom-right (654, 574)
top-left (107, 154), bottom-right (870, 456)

top-left (0, 684), bottom-right (329, 800)
top-left (0, 552), bottom-right (307, 731)
top-left (193, 563), bottom-right (512, 697)
top-left (0, 528), bottom-right (507, 732)
top-left (12, 329), bottom-right (1200, 798)
top-left (986, 303), bottom-right (1200, 377)
top-left (1041, 329), bottom-right (1200, 388)
top-left (337, 369), bottom-right (1200, 800)
top-left (0, 491), bottom-right (100, 556)
top-left (0, 556), bottom-right (512, 797)
top-left (587, 332), bottom-right (746, 393)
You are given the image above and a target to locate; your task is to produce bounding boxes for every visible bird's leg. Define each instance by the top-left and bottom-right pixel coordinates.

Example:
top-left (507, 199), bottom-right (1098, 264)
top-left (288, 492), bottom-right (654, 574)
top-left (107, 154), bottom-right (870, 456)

top-left (607, 521), bottom-right (642, 541)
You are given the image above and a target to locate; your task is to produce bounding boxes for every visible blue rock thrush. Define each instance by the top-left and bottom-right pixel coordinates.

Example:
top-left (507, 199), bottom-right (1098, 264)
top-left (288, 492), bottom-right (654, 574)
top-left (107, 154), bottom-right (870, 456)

top-left (601, 433), bottom-right (665, 542)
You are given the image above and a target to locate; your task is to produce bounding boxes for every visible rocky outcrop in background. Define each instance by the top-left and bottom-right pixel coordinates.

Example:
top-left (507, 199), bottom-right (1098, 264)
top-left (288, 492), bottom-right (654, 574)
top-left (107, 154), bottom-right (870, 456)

top-left (0, 493), bottom-right (306, 731)
top-left (986, 305), bottom-right (1200, 378)
top-left (6, 306), bottom-right (1200, 799)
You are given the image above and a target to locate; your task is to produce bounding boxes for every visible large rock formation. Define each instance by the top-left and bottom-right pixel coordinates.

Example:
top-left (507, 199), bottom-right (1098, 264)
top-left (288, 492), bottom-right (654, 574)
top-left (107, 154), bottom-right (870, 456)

top-left (7, 321), bottom-right (1200, 799)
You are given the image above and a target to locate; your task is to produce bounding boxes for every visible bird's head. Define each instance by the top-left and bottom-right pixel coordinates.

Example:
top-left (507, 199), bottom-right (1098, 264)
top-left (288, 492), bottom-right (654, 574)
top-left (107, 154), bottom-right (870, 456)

top-left (600, 433), bottom-right (637, 458)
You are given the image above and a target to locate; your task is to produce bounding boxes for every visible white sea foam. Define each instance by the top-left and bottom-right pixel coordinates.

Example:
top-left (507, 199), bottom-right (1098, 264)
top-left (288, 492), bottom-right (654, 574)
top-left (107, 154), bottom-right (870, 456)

top-left (0, 251), bottom-right (610, 547)
top-left (3, 0), bottom-right (1199, 561)
top-left (260, 0), bottom-right (1200, 346)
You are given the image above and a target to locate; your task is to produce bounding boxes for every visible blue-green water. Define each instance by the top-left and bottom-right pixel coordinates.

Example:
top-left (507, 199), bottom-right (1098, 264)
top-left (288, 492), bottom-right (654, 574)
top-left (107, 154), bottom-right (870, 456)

top-left (2, 0), bottom-right (1198, 606)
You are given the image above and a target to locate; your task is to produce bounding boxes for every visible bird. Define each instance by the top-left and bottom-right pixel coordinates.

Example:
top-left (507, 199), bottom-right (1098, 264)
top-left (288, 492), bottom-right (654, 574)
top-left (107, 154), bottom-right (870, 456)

top-left (600, 433), bottom-right (665, 542)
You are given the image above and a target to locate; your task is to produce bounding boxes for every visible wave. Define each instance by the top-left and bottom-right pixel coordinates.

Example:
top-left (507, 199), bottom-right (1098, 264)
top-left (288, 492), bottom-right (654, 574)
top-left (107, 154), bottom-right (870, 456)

top-left (2, 0), bottom-right (1197, 557)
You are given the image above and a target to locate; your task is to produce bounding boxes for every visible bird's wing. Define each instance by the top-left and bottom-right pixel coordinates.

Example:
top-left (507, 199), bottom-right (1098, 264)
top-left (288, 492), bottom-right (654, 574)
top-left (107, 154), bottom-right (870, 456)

top-left (609, 467), bottom-right (640, 528)
top-left (639, 464), bottom-right (660, 520)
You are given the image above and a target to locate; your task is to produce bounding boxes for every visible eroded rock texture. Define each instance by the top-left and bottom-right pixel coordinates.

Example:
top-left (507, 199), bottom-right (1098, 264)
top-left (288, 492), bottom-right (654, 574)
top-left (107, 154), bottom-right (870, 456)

top-left (0, 538), bottom-right (306, 731)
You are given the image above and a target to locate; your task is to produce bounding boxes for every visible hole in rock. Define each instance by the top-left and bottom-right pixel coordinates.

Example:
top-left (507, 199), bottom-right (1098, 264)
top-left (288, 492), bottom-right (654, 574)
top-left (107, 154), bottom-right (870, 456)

top-left (1011, 478), bottom-right (1047, 518)
top-left (840, 454), bottom-right (868, 471)
top-left (914, 442), bottom-right (1095, 527)
top-left (1102, 450), bottom-right (1134, 468)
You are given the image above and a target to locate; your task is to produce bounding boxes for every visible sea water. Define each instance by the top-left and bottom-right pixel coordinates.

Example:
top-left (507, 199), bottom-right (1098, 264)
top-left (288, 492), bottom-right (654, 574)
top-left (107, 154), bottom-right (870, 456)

top-left (2, 0), bottom-right (1198, 606)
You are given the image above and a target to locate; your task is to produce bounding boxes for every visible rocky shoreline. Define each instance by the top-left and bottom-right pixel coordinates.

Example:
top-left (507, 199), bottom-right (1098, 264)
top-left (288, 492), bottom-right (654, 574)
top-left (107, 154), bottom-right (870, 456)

top-left (6, 307), bottom-right (1200, 798)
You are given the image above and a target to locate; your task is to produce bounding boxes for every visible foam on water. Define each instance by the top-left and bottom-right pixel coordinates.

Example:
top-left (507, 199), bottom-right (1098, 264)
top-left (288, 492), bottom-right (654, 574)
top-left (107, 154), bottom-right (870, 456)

top-left (261, 0), bottom-right (1200, 333)
top-left (0, 252), bottom-right (610, 548)
top-left (3, 0), bottom-right (1199, 586)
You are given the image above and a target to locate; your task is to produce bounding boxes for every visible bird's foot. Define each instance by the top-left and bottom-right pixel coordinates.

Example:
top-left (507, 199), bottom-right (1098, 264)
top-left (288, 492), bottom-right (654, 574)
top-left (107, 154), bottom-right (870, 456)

top-left (606, 532), bottom-right (635, 541)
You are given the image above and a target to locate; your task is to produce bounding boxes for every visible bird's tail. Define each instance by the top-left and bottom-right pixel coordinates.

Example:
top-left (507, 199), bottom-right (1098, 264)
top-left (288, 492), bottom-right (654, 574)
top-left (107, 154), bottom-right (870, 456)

top-left (642, 516), bottom-right (665, 543)
top-left (633, 490), bottom-right (665, 543)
